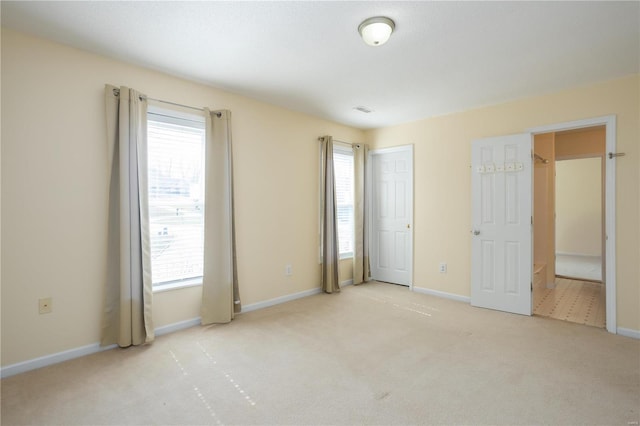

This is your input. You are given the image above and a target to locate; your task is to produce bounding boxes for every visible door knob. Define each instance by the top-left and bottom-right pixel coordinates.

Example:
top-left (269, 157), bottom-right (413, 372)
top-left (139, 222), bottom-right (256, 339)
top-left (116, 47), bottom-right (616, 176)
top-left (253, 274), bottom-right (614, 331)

top-left (473, 230), bottom-right (480, 235)
top-left (407, 224), bottom-right (411, 229)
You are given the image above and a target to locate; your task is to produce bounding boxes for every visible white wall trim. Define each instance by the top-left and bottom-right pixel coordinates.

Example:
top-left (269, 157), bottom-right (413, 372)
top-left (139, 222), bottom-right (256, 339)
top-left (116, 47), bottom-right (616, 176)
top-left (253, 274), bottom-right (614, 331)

top-left (155, 317), bottom-right (201, 337)
top-left (369, 144), bottom-right (414, 155)
top-left (238, 287), bottom-right (323, 313)
top-left (3, 282), bottom-right (634, 378)
top-left (527, 115), bottom-right (617, 334)
top-left (412, 286), bottom-right (471, 303)
top-left (1, 287), bottom-right (326, 378)
top-left (617, 327), bottom-right (640, 340)
top-left (526, 115), bottom-right (615, 134)
top-left (556, 251), bottom-right (601, 258)
top-left (1, 343), bottom-right (118, 379)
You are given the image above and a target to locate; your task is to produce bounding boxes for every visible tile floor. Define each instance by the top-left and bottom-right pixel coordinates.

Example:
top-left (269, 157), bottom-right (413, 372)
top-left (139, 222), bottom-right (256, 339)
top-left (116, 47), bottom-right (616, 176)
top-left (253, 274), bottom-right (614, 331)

top-left (534, 277), bottom-right (606, 328)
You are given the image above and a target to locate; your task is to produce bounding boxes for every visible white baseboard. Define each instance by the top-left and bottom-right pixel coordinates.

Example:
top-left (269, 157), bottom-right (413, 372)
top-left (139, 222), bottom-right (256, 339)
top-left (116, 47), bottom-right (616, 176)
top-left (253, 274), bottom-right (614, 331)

top-left (617, 327), bottom-right (640, 340)
top-left (341, 279), bottom-right (354, 287)
top-left (1, 342), bottom-right (118, 379)
top-left (240, 287), bottom-right (323, 313)
top-left (155, 317), bottom-right (201, 337)
top-left (2, 317), bottom-right (203, 379)
top-left (3, 285), bottom-right (636, 378)
top-left (412, 286), bottom-right (471, 303)
top-left (1, 287), bottom-right (326, 379)
top-left (556, 251), bottom-right (601, 258)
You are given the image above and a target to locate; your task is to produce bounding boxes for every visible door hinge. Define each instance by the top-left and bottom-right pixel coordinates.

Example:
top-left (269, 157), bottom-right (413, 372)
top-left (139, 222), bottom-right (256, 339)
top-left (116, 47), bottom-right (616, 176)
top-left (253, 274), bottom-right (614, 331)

top-left (531, 282), bottom-right (533, 292)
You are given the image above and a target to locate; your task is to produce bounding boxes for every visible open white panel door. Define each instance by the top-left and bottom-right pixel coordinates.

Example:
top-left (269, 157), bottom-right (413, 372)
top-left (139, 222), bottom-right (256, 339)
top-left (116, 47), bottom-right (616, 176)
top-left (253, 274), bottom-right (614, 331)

top-left (471, 134), bottom-right (532, 315)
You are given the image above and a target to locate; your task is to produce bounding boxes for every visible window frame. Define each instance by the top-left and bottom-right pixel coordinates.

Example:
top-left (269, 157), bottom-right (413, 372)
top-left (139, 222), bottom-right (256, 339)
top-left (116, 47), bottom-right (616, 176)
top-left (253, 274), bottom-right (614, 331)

top-left (147, 105), bottom-right (206, 293)
top-left (332, 143), bottom-right (355, 260)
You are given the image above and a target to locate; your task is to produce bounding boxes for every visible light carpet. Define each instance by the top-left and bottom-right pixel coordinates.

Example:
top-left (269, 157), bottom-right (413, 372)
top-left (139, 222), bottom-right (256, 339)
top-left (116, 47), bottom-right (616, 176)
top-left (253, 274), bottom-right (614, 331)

top-left (2, 281), bottom-right (639, 425)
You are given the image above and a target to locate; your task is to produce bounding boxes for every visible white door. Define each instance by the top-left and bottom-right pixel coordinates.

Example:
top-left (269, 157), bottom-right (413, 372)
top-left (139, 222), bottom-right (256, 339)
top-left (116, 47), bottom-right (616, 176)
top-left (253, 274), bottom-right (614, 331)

top-left (370, 146), bottom-right (413, 286)
top-left (471, 134), bottom-right (532, 315)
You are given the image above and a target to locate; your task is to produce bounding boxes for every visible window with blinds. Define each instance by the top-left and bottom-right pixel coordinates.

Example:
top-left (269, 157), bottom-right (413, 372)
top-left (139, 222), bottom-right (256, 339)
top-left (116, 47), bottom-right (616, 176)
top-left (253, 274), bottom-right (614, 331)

top-left (333, 146), bottom-right (354, 258)
top-left (147, 110), bottom-right (206, 288)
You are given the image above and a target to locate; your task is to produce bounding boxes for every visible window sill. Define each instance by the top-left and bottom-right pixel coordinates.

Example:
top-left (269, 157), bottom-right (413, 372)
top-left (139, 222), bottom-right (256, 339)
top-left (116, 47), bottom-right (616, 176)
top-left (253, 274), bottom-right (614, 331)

top-left (339, 253), bottom-right (354, 260)
top-left (153, 278), bottom-right (203, 293)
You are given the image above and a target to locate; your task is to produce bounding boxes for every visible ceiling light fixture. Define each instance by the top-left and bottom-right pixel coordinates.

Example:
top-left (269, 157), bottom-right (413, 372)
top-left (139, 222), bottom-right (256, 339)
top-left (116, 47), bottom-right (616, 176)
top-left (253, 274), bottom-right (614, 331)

top-left (358, 16), bottom-right (395, 46)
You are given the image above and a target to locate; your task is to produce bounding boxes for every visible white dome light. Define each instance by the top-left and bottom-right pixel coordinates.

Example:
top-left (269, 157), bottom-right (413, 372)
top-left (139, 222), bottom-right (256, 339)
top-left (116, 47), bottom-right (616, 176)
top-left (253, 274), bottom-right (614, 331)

top-left (358, 17), bottom-right (395, 46)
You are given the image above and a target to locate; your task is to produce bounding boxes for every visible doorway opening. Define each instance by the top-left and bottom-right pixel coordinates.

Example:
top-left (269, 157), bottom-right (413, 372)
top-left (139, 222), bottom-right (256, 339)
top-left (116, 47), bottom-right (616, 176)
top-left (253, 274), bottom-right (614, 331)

top-left (532, 126), bottom-right (606, 329)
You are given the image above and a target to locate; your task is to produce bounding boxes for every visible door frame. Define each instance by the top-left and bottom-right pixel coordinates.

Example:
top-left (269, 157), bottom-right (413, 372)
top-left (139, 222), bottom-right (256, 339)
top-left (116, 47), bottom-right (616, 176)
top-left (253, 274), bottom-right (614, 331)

top-left (527, 115), bottom-right (616, 334)
top-left (367, 145), bottom-right (414, 289)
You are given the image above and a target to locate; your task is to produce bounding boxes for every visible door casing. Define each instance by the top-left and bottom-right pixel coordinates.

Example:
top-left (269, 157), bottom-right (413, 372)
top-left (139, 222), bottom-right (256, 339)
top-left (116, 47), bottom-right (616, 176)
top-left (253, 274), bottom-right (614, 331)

top-left (528, 115), bottom-right (617, 334)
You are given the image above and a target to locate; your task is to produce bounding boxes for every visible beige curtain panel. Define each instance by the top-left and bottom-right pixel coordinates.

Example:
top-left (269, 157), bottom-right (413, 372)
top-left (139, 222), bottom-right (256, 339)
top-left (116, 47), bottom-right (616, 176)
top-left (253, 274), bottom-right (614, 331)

top-left (102, 85), bottom-right (154, 347)
top-left (320, 136), bottom-right (340, 293)
top-left (201, 109), bottom-right (241, 325)
top-left (353, 143), bottom-right (370, 285)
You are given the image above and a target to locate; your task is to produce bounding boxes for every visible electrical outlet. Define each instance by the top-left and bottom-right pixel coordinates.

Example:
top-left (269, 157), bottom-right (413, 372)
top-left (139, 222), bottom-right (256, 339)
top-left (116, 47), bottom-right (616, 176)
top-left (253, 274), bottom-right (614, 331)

top-left (39, 298), bottom-right (52, 314)
top-left (439, 263), bottom-right (447, 274)
top-left (285, 264), bottom-right (293, 276)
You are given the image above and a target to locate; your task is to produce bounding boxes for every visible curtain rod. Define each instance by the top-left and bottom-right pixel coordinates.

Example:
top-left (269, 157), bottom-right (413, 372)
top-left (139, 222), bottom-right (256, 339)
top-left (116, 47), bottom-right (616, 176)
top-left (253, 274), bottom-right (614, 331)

top-left (316, 137), bottom-right (349, 144)
top-left (112, 87), bottom-right (221, 117)
top-left (316, 137), bottom-right (363, 149)
top-left (148, 97), bottom-right (205, 112)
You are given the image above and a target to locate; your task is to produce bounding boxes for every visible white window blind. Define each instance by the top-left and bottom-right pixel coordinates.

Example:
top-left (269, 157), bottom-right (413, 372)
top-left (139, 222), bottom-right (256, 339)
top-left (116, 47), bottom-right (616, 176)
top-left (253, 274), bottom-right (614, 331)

top-left (333, 146), bottom-right (354, 258)
top-left (147, 111), bottom-right (205, 287)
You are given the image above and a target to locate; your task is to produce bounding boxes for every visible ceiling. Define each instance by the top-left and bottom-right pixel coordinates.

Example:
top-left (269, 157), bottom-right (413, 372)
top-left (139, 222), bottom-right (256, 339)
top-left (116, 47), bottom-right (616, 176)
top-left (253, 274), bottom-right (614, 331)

top-left (2, 1), bottom-right (639, 129)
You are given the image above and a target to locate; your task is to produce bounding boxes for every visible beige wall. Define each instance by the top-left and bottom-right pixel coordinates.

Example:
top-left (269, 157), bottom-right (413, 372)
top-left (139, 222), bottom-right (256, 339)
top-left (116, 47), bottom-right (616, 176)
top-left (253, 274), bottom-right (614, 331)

top-left (365, 74), bottom-right (639, 331)
top-left (2, 29), bottom-right (639, 368)
top-left (555, 158), bottom-right (602, 256)
top-left (339, 258), bottom-right (354, 284)
top-left (1, 29), bottom-right (364, 366)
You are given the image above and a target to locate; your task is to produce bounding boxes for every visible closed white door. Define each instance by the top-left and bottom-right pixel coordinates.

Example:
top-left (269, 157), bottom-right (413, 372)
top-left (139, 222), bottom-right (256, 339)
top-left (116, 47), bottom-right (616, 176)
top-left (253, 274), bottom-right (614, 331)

top-left (471, 134), bottom-right (532, 315)
top-left (370, 146), bottom-right (413, 286)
